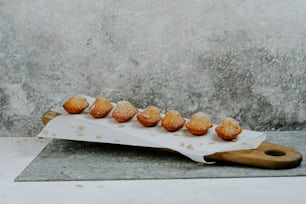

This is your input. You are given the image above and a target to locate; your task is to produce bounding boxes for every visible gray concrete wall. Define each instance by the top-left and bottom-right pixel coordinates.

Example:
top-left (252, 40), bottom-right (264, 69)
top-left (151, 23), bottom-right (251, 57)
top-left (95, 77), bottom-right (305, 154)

top-left (1, 0), bottom-right (306, 137)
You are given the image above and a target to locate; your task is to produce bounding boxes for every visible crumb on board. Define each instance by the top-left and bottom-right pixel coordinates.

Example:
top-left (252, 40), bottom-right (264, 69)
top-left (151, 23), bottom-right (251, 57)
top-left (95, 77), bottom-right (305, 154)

top-left (75, 184), bottom-right (83, 188)
top-left (113, 139), bottom-right (120, 142)
top-left (42, 130), bottom-right (48, 135)
top-left (118, 124), bottom-right (125, 128)
top-left (180, 142), bottom-right (185, 147)
top-left (78, 125), bottom-right (85, 132)
top-left (51, 133), bottom-right (57, 137)
top-left (173, 133), bottom-right (179, 137)
top-left (186, 144), bottom-right (194, 150)
top-left (96, 135), bottom-right (103, 139)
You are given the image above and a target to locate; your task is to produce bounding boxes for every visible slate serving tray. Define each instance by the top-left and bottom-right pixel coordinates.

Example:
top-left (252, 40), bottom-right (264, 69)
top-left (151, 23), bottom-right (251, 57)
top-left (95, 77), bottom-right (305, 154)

top-left (15, 131), bottom-right (305, 181)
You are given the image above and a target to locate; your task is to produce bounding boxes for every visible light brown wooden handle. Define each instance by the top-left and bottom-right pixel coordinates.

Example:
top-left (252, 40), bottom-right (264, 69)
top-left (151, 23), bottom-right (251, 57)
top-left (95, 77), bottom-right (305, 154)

top-left (42, 110), bottom-right (303, 169)
top-left (205, 141), bottom-right (302, 169)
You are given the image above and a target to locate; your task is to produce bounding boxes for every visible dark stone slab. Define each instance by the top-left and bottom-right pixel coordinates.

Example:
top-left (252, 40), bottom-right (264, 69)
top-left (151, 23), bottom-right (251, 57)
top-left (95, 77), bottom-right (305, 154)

top-left (15, 131), bottom-right (305, 181)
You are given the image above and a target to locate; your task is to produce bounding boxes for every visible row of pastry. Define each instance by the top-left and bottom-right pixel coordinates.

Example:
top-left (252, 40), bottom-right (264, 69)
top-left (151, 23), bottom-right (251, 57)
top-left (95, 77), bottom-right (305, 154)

top-left (63, 95), bottom-right (242, 141)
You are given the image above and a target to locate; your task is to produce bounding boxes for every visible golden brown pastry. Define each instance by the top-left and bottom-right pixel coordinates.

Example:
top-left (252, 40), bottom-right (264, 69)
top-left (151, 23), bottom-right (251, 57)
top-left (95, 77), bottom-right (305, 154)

top-left (89, 97), bottom-right (113, 118)
top-left (63, 95), bottom-right (89, 114)
top-left (161, 110), bottom-right (186, 132)
top-left (186, 112), bottom-right (213, 136)
top-left (137, 106), bottom-right (162, 127)
top-left (112, 101), bottom-right (138, 123)
top-left (215, 117), bottom-right (242, 141)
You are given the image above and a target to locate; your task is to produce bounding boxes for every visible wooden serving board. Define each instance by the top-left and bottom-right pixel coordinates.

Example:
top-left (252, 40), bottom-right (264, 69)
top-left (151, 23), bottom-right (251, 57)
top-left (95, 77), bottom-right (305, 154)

top-left (42, 110), bottom-right (303, 169)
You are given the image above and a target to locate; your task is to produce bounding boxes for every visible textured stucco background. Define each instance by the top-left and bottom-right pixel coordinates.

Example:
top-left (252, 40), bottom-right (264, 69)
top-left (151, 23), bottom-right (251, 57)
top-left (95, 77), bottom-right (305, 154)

top-left (1, 0), bottom-right (306, 137)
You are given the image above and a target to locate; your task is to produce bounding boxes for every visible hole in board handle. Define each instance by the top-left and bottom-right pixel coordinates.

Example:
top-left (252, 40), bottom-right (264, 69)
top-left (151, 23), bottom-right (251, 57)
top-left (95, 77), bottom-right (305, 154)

top-left (264, 149), bottom-right (286, 157)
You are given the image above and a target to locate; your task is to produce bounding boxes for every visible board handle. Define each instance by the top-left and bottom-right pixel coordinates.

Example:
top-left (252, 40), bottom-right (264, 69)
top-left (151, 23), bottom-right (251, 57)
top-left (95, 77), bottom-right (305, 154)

top-left (205, 141), bottom-right (302, 169)
top-left (42, 110), bottom-right (302, 169)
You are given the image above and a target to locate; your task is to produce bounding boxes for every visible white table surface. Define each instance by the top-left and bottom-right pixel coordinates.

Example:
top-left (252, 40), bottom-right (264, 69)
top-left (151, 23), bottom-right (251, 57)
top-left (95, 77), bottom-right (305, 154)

top-left (0, 137), bottom-right (305, 204)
